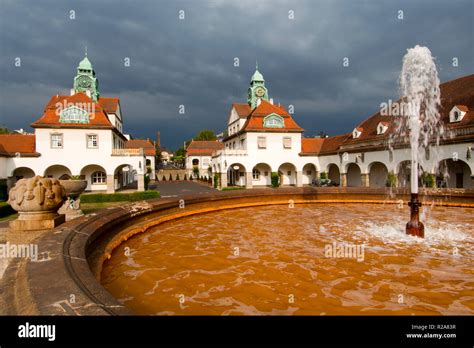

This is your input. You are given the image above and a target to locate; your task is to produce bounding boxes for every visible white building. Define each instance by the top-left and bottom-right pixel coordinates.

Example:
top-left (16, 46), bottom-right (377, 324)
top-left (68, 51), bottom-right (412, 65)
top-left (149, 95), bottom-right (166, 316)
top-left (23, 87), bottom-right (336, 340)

top-left (185, 140), bottom-right (223, 178)
top-left (0, 54), bottom-right (149, 192)
top-left (205, 68), bottom-right (474, 189)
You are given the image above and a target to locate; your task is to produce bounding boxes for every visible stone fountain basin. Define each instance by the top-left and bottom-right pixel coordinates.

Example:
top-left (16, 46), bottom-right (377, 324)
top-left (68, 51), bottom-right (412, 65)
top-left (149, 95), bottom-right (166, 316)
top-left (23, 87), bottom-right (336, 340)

top-left (1, 187), bottom-right (474, 315)
top-left (59, 180), bottom-right (87, 198)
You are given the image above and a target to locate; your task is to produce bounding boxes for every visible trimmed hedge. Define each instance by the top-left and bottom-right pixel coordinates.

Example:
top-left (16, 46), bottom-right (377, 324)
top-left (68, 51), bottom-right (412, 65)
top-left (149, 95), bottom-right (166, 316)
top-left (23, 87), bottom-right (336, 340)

top-left (271, 172), bottom-right (280, 188)
top-left (0, 179), bottom-right (7, 201)
top-left (222, 186), bottom-right (245, 191)
top-left (80, 191), bottom-right (160, 203)
top-left (0, 202), bottom-right (15, 218)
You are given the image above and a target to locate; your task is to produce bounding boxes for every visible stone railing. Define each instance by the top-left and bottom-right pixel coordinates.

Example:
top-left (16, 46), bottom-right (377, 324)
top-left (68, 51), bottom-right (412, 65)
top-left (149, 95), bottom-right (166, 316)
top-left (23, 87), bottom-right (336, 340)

top-left (214, 149), bottom-right (248, 157)
top-left (111, 148), bottom-right (143, 156)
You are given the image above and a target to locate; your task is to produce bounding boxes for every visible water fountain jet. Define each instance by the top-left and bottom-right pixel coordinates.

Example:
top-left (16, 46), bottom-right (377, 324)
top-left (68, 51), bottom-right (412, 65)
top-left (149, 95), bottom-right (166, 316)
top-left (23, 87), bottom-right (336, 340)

top-left (399, 45), bottom-right (442, 238)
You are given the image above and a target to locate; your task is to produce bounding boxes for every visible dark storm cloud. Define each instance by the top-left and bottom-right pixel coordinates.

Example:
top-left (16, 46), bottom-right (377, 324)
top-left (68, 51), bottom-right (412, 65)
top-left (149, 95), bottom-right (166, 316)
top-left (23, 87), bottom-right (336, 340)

top-left (0, 0), bottom-right (472, 149)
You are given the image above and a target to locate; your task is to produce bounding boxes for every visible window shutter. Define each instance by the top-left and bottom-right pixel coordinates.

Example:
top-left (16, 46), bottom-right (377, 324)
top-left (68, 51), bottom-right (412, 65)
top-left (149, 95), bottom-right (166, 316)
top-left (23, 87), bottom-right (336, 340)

top-left (257, 136), bottom-right (266, 149)
top-left (283, 137), bottom-right (292, 149)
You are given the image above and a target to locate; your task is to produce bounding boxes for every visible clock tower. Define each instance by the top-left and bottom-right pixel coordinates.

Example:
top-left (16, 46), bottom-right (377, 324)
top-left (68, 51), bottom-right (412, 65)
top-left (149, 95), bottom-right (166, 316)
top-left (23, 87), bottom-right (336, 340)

top-left (247, 63), bottom-right (269, 108)
top-left (73, 51), bottom-right (100, 102)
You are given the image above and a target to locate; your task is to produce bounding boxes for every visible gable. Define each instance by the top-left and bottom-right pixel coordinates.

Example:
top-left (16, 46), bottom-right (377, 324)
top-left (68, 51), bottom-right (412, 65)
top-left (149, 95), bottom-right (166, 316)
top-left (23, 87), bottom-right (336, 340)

top-left (263, 113), bottom-right (285, 128)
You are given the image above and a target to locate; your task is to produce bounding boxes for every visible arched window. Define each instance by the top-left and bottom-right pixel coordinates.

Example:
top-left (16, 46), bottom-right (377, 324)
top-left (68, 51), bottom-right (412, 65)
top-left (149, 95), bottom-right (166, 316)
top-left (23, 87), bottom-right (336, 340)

top-left (192, 159), bottom-right (199, 166)
top-left (252, 168), bottom-right (260, 180)
top-left (91, 171), bottom-right (106, 184)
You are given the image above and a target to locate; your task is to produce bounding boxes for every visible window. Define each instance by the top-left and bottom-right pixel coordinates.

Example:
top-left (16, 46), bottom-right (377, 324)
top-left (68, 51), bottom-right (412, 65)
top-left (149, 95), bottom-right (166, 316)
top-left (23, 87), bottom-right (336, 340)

top-left (91, 171), bottom-right (106, 184)
top-left (306, 170), bottom-right (312, 175)
top-left (454, 111), bottom-right (459, 120)
top-left (264, 171), bottom-right (268, 176)
top-left (287, 171), bottom-right (292, 176)
top-left (59, 106), bottom-right (90, 123)
top-left (263, 114), bottom-right (285, 128)
top-left (192, 159), bottom-right (199, 166)
top-left (87, 134), bottom-right (98, 148)
top-left (51, 134), bottom-right (63, 148)
top-left (253, 168), bottom-right (260, 180)
top-left (257, 136), bottom-right (266, 149)
top-left (283, 137), bottom-right (292, 149)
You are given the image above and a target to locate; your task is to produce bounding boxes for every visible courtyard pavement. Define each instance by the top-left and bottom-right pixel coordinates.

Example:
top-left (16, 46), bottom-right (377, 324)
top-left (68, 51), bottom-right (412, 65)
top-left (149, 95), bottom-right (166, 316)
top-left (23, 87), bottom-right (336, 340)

top-left (152, 181), bottom-right (217, 198)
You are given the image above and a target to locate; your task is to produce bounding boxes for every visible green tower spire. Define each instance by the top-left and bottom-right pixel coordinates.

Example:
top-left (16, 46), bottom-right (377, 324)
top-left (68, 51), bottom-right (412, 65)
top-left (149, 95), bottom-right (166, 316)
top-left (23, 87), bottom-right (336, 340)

top-left (247, 62), bottom-right (269, 108)
top-left (73, 49), bottom-right (100, 101)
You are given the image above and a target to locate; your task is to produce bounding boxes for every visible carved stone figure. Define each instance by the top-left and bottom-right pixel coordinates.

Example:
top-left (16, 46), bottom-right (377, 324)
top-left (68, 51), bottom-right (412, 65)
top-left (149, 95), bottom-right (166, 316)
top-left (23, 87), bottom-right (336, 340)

top-left (8, 176), bottom-right (66, 212)
top-left (8, 176), bottom-right (66, 231)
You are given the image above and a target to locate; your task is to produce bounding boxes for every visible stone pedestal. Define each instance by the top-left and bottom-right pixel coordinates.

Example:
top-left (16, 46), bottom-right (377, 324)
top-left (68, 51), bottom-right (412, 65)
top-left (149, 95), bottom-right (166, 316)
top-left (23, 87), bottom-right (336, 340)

top-left (296, 171), bottom-right (303, 187)
top-left (106, 175), bottom-right (115, 193)
top-left (361, 173), bottom-right (370, 187)
top-left (245, 172), bottom-right (253, 189)
top-left (58, 198), bottom-right (83, 221)
top-left (137, 174), bottom-right (145, 191)
top-left (9, 211), bottom-right (65, 231)
top-left (7, 176), bottom-right (66, 231)
top-left (220, 173), bottom-right (227, 189)
top-left (340, 173), bottom-right (347, 187)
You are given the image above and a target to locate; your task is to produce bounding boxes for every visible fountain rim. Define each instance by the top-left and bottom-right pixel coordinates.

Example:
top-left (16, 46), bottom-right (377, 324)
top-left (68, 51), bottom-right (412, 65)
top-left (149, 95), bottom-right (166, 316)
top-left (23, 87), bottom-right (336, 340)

top-left (2, 187), bottom-right (474, 315)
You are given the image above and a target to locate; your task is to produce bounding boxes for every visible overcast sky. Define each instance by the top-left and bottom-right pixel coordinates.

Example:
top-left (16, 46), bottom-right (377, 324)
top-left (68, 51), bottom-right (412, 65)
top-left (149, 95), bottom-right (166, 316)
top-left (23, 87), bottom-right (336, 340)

top-left (0, 0), bottom-right (472, 150)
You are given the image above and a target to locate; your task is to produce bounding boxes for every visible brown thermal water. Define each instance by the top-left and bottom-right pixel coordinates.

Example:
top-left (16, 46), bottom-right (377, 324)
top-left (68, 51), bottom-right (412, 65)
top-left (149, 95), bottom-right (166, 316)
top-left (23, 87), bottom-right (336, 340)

top-left (101, 204), bottom-right (474, 315)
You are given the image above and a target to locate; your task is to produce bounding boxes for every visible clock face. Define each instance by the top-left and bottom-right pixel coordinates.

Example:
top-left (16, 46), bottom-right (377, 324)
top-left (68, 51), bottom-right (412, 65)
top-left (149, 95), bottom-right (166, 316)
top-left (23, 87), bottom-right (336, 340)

top-left (255, 87), bottom-right (265, 97)
top-left (78, 76), bottom-right (92, 88)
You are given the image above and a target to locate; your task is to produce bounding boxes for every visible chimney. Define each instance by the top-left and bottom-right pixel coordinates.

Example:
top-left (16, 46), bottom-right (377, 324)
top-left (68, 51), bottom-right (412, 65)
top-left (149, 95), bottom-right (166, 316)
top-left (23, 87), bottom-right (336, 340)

top-left (270, 98), bottom-right (274, 105)
top-left (156, 131), bottom-right (161, 148)
top-left (257, 98), bottom-right (262, 107)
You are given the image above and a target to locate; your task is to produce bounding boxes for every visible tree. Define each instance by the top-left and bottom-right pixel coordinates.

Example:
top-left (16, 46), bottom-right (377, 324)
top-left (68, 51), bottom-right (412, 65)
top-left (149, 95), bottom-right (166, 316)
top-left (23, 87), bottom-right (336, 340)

top-left (0, 126), bottom-right (10, 134)
top-left (175, 146), bottom-right (186, 158)
top-left (194, 129), bottom-right (216, 141)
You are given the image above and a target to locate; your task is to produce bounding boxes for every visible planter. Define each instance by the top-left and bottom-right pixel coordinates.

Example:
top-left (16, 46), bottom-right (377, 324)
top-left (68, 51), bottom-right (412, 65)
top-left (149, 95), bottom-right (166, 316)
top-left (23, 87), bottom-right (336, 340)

top-left (59, 180), bottom-right (88, 198)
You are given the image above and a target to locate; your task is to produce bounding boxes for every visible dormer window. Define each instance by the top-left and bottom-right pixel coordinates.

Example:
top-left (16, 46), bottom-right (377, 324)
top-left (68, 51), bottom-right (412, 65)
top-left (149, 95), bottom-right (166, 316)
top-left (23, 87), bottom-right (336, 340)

top-left (353, 127), bottom-right (362, 139)
top-left (449, 105), bottom-right (468, 123)
top-left (59, 106), bottom-right (90, 124)
top-left (263, 113), bottom-right (284, 128)
top-left (377, 122), bottom-right (389, 135)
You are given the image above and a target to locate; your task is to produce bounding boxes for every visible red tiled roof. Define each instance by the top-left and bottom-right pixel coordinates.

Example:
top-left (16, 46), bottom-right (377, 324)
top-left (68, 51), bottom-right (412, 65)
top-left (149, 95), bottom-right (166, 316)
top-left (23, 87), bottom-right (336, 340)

top-left (0, 134), bottom-right (37, 156)
top-left (186, 140), bottom-right (224, 156)
top-left (319, 134), bottom-right (351, 154)
top-left (300, 138), bottom-right (324, 154)
top-left (99, 97), bottom-right (120, 115)
top-left (125, 139), bottom-right (156, 156)
top-left (343, 74), bottom-right (474, 146)
top-left (31, 93), bottom-right (115, 129)
top-left (454, 105), bottom-right (469, 112)
top-left (242, 100), bottom-right (304, 132)
top-left (232, 103), bottom-right (252, 118)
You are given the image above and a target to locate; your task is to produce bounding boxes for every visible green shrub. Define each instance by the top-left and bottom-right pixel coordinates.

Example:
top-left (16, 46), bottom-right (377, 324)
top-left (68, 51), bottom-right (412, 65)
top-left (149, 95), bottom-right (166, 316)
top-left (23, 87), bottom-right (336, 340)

top-left (144, 174), bottom-right (150, 190)
top-left (385, 171), bottom-right (397, 188)
top-left (80, 191), bottom-right (159, 203)
top-left (0, 179), bottom-right (7, 201)
top-left (271, 172), bottom-right (280, 188)
top-left (222, 187), bottom-right (245, 191)
top-left (0, 202), bottom-right (15, 218)
top-left (421, 172), bottom-right (436, 188)
top-left (320, 172), bottom-right (328, 180)
top-left (213, 174), bottom-right (219, 188)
